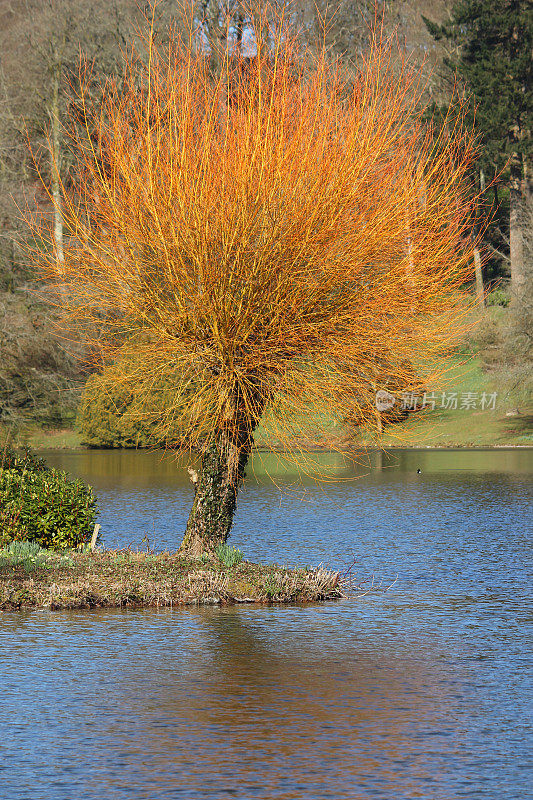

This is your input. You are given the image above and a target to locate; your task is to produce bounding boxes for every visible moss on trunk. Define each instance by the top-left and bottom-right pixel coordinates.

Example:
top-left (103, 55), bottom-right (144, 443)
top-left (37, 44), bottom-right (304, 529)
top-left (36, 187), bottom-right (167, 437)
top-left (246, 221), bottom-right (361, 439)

top-left (179, 425), bottom-right (253, 557)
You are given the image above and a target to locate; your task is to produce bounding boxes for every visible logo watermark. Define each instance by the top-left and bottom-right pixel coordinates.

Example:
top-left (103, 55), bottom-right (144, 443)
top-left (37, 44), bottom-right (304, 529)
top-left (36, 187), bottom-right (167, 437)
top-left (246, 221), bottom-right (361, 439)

top-left (375, 390), bottom-right (498, 412)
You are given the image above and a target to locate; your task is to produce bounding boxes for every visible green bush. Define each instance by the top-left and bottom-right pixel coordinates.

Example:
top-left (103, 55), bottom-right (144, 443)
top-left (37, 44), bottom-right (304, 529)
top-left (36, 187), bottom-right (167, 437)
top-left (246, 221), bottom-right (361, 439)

top-left (76, 363), bottom-right (187, 448)
top-left (0, 465), bottom-right (97, 550)
top-left (76, 370), bottom-right (146, 447)
top-left (486, 288), bottom-right (510, 307)
top-left (1, 445), bottom-right (47, 473)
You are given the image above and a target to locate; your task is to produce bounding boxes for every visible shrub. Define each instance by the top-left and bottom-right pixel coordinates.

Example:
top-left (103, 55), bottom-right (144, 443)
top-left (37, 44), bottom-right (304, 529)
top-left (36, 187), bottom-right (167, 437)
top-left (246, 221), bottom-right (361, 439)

top-left (1, 444), bottom-right (48, 473)
top-left (0, 465), bottom-right (97, 550)
top-left (76, 356), bottom-right (189, 448)
top-left (486, 288), bottom-right (510, 307)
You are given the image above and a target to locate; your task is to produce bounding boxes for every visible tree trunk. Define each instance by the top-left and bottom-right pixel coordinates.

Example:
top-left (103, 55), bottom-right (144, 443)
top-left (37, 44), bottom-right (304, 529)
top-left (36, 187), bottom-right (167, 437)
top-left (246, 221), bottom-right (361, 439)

top-left (178, 420), bottom-right (255, 557)
top-left (473, 247), bottom-right (484, 307)
top-left (517, 158), bottom-right (533, 336)
top-left (49, 47), bottom-right (65, 284)
top-left (510, 151), bottom-right (525, 311)
top-left (473, 169), bottom-right (485, 307)
top-left (235, 10), bottom-right (244, 56)
top-left (46, 31), bottom-right (73, 310)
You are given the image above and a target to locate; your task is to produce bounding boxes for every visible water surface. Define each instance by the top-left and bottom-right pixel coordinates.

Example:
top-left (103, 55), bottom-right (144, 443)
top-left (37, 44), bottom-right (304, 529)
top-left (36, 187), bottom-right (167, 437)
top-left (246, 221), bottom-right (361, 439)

top-left (1, 448), bottom-right (531, 799)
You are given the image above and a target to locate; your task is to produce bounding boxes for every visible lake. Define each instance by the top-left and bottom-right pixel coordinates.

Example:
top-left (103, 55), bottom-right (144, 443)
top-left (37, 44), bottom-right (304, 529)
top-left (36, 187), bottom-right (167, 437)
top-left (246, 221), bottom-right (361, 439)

top-left (1, 448), bottom-right (532, 799)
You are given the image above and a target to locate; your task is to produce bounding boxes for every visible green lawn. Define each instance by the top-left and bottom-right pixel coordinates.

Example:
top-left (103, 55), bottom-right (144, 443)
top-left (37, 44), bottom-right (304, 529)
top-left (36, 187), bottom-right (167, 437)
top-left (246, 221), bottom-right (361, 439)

top-left (254, 354), bottom-right (532, 450)
top-left (11, 350), bottom-right (533, 452)
top-left (356, 355), bottom-right (532, 448)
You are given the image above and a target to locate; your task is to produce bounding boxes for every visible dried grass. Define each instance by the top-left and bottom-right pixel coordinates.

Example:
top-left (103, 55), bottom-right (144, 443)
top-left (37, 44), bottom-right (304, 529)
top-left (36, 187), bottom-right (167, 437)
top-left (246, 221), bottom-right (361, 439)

top-left (0, 549), bottom-right (342, 610)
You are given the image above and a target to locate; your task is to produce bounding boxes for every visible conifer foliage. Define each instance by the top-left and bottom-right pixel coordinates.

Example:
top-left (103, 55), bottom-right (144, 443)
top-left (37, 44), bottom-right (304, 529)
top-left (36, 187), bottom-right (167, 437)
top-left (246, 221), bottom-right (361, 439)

top-left (424, 0), bottom-right (532, 307)
top-left (423, 0), bottom-right (532, 178)
top-left (27, 3), bottom-right (478, 554)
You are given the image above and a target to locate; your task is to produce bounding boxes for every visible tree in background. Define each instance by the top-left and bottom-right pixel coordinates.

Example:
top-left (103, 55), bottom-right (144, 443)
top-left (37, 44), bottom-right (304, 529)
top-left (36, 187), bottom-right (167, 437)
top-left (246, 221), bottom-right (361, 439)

top-left (76, 353), bottom-right (192, 448)
top-left (0, 0), bottom-right (145, 275)
top-left (0, 0), bottom-right (140, 427)
top-left (423, 0), bottom-right (532, 312)
top-left (28, 2), bottom-right (478, 555)
top-left (0, 0), bottom-right (183, 428)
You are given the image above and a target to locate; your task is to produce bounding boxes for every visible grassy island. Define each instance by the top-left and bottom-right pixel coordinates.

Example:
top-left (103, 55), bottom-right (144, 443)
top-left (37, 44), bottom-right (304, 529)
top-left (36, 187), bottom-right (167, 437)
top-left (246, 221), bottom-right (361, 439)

top-left (0, 547), bottom-right (342, 611)
top-left (0, 446), bottom-right (343, 612)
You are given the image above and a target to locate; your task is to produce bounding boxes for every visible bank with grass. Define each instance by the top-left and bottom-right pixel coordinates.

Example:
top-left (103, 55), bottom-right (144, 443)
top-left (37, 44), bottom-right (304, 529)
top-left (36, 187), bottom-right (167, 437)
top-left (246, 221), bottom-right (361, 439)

top-left (0, 544), bottom-right (342, 610)
top-left (11, 307), bottom-right (531, 452)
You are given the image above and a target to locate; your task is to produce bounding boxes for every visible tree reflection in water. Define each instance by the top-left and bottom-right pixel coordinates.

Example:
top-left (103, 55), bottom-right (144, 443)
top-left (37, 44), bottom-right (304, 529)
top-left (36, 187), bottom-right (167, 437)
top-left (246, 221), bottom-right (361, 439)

top-left (72, 605), bottom-right (462, 799)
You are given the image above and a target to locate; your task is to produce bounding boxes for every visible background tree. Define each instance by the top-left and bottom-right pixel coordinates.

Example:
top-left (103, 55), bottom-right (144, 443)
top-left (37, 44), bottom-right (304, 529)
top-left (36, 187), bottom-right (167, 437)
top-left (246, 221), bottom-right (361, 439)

top-left (76, 352), bottom-right (192, 448)
top-left (423, 0), bottom-right (533, 312)
top-left (28, 4), bottom-right (478, 555)
top-left (0, 0), bottom-right (184, 429)
top-left (0, 0), bottom-right (141, 427)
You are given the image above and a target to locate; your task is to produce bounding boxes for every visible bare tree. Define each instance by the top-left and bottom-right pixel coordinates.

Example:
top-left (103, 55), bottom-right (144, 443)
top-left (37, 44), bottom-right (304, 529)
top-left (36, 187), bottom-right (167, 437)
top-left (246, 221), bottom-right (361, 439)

top-left (0, 0), bottom-right (145, 425)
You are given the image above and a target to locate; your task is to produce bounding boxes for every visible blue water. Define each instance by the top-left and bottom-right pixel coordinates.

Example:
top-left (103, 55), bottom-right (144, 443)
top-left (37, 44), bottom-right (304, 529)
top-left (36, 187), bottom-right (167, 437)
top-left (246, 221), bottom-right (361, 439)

top-left (1, 448), bottom-right (532, 799)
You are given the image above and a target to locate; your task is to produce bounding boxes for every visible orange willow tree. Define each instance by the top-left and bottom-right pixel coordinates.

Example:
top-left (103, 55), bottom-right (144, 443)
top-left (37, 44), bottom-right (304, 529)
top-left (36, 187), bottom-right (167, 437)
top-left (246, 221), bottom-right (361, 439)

top-left (28, 7), bottom-right (478, 556)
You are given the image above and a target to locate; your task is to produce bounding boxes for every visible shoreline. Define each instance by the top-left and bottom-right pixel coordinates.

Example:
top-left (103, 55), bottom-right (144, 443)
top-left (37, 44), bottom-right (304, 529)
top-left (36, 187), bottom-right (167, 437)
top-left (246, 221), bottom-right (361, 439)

top-left (25, 443), bottom-right (533, 452)
top-left (0, 550), bottom-right (342, 611)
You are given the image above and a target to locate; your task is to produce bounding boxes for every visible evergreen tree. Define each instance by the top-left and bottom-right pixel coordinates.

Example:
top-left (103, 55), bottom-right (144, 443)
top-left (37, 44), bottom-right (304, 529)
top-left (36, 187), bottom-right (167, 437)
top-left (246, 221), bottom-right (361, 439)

top-left (424, 0), bottom-right (532, 305)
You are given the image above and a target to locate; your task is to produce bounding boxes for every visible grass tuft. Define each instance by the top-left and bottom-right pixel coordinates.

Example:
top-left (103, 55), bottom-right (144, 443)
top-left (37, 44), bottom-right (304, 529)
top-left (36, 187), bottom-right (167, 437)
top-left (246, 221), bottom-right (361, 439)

top-left (215, 543), bottom-right (244, 568)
